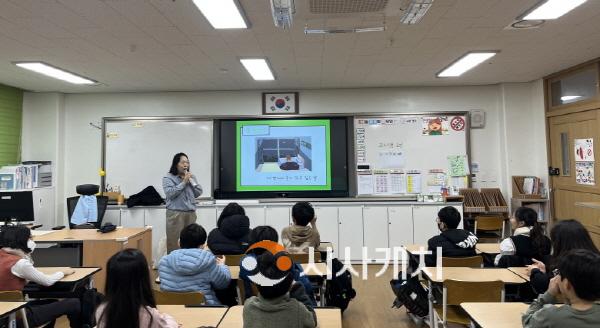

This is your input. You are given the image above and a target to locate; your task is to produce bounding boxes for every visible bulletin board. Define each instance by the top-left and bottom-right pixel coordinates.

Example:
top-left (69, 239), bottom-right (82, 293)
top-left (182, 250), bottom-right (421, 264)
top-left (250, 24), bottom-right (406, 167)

top-left (354, 113), bottom-right (470, 196)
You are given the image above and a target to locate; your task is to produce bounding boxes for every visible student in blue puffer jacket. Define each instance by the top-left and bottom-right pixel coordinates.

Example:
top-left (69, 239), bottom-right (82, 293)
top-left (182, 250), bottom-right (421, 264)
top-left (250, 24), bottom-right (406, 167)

top-left (158, 223), bottom-right (231, 305)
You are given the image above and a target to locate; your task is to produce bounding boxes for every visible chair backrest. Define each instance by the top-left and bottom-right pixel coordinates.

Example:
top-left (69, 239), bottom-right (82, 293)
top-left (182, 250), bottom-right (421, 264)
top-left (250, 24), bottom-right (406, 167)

top-left (0, 290), bottom-right (24, 301)
top-left (153, 289), bottom-right (205, 305)
top-left (443, 280), bottom-right (504, 305)
top-left (225, 254), bottom-right (244, 266)
top-left (288, 251), bottom-right (322, 263)
top-left (67, 195), bottom-right (109, 229)
top-left (441, 256), bottom-right (483, 268)
top-left (475, 216), bottom-right (504, 231)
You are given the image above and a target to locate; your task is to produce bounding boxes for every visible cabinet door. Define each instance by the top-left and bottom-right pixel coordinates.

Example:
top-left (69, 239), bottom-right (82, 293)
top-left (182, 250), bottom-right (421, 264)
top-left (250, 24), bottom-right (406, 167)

top-left (363, 206), bottom-right (389, 262)
top-left (338, 206), bottom-right (364, 261)
top-left (244, 206), bottom-right (266, 228)
top-left (388, 206), bottom-right (414, 247)
top-left (120, 209), bottom-right (145, 228)
top-left (197, 207), bottom-right (217, 233)
top-left (265, 206), bottom-right (290, 237)
top-left (412, 206), bottom-right (439, 245)
top-left (144, 209), bottom-right (167, 266)
top-left (103, 209), bottom-right (121, 226)
top-left (314, 206), bottom-right (339, 255)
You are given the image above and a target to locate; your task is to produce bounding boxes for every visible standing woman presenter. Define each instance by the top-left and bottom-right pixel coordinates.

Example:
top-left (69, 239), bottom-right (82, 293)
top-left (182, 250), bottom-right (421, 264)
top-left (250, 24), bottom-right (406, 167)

top-left (162, 153), bottom-right (202, 253)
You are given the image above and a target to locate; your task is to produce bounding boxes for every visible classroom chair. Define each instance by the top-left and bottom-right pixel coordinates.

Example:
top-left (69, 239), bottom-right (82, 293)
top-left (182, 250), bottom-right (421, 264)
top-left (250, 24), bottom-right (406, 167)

top-left (433, 280), bottom-right (504, 328)
top-left (153, 290), bottom-right (205, 306)
top-left (441, 256), bottom-right (483, 268)
top-left (474, 215), bottom-right (505, 242)
top-left (224, 254), bottom-right (244, 266)
top-left (0, 291), bottom-right (48, 328)
top-left (66, 184), bottom-right (108, 229)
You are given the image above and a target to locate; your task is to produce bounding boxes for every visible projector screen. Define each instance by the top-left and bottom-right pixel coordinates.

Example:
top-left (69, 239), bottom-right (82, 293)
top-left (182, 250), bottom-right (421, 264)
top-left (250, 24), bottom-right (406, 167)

top-left (216, 117), bottom-right (349, 199)
top-left (236, 119), bottom-right (331, 191)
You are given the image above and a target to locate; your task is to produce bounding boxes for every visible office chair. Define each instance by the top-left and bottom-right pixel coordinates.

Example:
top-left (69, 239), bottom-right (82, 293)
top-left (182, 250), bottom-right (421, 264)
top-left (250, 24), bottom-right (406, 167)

top-left (66, 184), bottom-right (108, 229)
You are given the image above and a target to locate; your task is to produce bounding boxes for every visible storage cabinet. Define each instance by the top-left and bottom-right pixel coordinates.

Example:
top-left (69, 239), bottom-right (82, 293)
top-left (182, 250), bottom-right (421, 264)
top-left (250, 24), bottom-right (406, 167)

top-left (107, 202), bottom-right (462, 263)
top-left (363, 206), bottom-right (389, 262)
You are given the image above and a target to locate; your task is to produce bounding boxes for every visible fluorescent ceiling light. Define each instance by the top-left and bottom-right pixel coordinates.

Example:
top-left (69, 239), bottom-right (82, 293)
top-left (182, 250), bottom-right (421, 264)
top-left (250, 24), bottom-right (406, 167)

top-left (14, 62), bottom-right (97, 85)
top-left (192, 0), bottom-right (247, 29)
top-left (437, 52), bottom-right (498, 78)
top-left (561, 95), bottom-right (581, 101)
top-left (240, 58), bottom-right (275, 81)
top-left (304, 26), bottom-right (385, 34)
top-left (523, 0), bottom-right (587, 20)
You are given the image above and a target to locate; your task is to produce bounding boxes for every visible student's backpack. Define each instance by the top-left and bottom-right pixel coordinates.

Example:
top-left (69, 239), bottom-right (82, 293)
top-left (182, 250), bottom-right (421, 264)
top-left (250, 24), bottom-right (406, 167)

top-left (324, 258), bottom-right (356, 312)
top-left (126, 186), bottom-right (164, 207)
top-left (390, 273), bottom-right (429, 317)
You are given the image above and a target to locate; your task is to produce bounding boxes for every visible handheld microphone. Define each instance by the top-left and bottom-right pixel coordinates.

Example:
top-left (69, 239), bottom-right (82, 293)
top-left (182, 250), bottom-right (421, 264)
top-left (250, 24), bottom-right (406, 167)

top-left (185, 168), bottom-right (198, 187)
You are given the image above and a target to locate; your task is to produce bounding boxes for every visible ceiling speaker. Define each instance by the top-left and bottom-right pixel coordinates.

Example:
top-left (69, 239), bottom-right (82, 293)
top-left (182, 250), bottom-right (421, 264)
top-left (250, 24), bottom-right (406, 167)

top-left (471, 110), bottom-right (485, 128)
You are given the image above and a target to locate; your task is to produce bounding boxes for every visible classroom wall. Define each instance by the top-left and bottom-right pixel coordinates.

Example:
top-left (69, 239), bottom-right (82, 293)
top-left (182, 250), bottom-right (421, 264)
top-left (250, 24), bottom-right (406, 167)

top-left (21, 82), bottom-right (547, 224)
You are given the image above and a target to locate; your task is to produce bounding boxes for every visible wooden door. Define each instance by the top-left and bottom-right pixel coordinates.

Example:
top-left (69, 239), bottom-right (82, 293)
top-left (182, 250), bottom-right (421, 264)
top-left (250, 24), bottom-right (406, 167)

top-left (548, 110), bottom-right (600, 245)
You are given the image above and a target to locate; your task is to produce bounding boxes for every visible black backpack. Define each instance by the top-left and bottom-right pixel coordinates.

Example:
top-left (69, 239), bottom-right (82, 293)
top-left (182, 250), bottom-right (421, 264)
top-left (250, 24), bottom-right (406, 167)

top-left (324, 258), bottom-right (356, 312)
top-left (390, 273), bottom-right (429, 317)
top-left (126, 186), bottom-right (164, 208)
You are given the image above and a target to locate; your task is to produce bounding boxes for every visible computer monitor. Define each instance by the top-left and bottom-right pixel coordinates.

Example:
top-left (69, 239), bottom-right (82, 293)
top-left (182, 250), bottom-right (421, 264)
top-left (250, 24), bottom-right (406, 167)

top-left (0, 191), bottom-right (34, 223)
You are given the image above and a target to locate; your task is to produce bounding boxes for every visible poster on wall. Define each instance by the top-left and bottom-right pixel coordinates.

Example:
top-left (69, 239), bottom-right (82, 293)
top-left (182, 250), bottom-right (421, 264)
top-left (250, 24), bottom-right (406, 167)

top-left (575, 162), bottom-right (595, 185)
top-left (421, 116), bottom-right (449, 136)
top-left (574, 138), bottom-right (594, 162)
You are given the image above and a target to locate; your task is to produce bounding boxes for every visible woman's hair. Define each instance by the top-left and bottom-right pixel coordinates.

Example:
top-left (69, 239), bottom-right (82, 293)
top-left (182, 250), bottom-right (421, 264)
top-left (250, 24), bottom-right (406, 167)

top-left (98, 249), bottom-right (156, 328)
top-left (0, 225), bottom-right (32, 253)
top-left (514, 207), bottom-right (548, 256)
top-left (550, 219), bottom-right (599, 259)
top-left (168, 152), bottom-right (188, 176)
top-left (217, 202), bottom-right (246, 227)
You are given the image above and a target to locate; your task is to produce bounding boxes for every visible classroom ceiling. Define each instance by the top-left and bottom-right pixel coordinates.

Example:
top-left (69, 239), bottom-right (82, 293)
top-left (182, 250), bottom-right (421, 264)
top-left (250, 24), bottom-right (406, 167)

top-left (1, 0), bottom-right (600, 93)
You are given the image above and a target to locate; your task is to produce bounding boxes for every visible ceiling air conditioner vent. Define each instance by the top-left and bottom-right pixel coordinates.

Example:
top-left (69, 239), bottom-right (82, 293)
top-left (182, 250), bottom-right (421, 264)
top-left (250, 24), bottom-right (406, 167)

top-left (309, 0), bottom-right (389, 14)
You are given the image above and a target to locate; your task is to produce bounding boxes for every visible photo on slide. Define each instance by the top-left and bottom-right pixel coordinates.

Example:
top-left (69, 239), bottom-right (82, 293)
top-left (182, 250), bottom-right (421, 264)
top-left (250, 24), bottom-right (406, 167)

top-left (254, 137), bottom-right (312, 172)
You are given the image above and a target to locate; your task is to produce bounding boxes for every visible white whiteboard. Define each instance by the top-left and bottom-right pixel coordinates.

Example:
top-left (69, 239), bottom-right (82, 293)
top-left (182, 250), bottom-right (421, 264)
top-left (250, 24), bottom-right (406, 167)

top-left (104, 119), bottom-right (213, 198)
top-left (355, 114), bottom-right (469, 195)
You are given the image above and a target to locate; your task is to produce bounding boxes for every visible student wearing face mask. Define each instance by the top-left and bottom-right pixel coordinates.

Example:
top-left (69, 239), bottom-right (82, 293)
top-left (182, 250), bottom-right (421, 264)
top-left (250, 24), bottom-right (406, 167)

top-left (424, 206), bottom-right (479, 266)
top-left (0, 225), bottom-right (81, 327)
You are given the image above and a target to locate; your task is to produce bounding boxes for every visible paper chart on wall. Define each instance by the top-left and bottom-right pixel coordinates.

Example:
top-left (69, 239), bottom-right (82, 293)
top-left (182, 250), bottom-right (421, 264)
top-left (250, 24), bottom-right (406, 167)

top-left (406, 171), bottom-right (422, 194)
top-left (357, 173), bottom-right (374, 195)
top-left (576, 162), bottom-right (595, 185)
top-left (390, 171), bottom-right (407, 194)
top-left (574, 138), bottom-right (594, 162)
top-left (447, 155), bottom-right (469, 177)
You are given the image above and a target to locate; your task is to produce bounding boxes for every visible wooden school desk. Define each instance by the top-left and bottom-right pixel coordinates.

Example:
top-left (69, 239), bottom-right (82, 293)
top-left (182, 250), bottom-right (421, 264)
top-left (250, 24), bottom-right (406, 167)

top-left (0, 302), bottom-right (27, 328)
top-left (36, 267), bottom-right (101, 284)
top-left (420, 267), bottom-right (527, 328)
top-left (218, 305), bottom-right (342, 328)
top-left (33, 227), bottom-right (151, 292)
top-left (157, 305), bottom-right (228, 328)
top-left (476, 243), bottom-right (501, 254)
top-left (461, 302), bottom-right (529, 328)
top-left (403, 244), bottom-right (485, 256)
top-left (507, 267), bottom-right (530, 281)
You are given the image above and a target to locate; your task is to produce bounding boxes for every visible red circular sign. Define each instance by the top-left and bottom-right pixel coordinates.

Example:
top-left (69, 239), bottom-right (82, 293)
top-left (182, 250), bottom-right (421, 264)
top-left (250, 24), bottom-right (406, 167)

top-left (450, 116), bottom-right (465, 131)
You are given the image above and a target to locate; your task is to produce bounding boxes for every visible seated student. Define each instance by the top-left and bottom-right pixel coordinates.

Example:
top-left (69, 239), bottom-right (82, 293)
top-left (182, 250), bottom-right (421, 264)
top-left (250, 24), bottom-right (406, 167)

top-left (495, 207), bottom-right (551, 267)
top-left (243, 252), bottom-right (317, 328)
top-left (424, 206), bottom-right (478, 267)
top-left (0, 225), bottom-right (82, 328)
top-left (207, 202), bottom-right (251, 255)
top-left (282, 202), bottom-right (320, 253)
top-left (279, 155), bottom-right (300, 170)
top-left (96, 249), bottom-right (178, 328)
top-left (527, 219), bottom-right (600, 294)
top-left (158, 223), bottom-right (231, 305)
top-left (522, 249), bottom-right (600, 327)
top-left (239, 226), bottom-right (316, 305)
